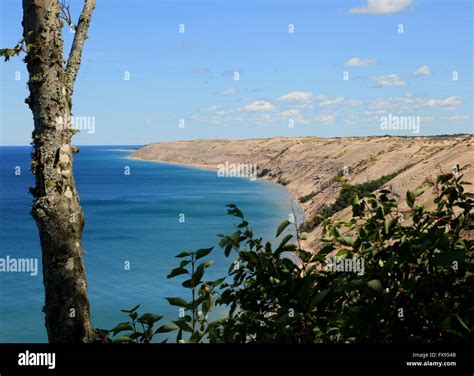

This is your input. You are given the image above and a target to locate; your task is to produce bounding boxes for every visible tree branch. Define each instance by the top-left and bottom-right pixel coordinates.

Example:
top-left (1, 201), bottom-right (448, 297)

top-left (65, 0), bottom-right (96, 93)
top-left (59, 1), bottom-right (77, 31)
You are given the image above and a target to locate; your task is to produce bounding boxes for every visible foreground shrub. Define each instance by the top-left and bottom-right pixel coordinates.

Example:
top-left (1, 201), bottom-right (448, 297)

top-left (103, 171), bottom-right (473, 343)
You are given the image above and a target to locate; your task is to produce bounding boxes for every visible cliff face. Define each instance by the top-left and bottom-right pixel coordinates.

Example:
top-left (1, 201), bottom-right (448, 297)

top-left (131, 135), bottom-right (474, 250)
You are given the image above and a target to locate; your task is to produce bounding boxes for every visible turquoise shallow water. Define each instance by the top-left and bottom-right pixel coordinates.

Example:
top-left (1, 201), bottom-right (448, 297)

top-left (0, 146), bottom-right (302, 342)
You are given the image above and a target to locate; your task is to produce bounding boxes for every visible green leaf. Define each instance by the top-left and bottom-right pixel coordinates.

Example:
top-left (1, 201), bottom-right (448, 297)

top-left (155, 325), bottom-right (177, 334)
top-left (384, 217), bottom-right (398, 236)
top-left (166, 297), bottom-right (188, 307)
top-left (351, 194), bottom-right (359, 206)
top-left (211, 277), bottom-right (226, 287)
top-left (176, 251), bottom-right (191, 258)
top-left (120, 304), bottom-right (140, 313)
top-left (224, 244), bottom-right (233, 257)
top-left (228, 231), bottom-right (241, 246)
top-left (415, 187), bottom-right (426, 197)
top-left (406, 191), bottom-right (415, 208)
top-left (367, 279), bottom-right (383, 293)
top-left (335, 249), bottom-right (349, 257)
top-left (276, 220), bottom-right (291, 237)
top-left (167, 267), bottom-right (189, 279)
top-left (331, 226), bottom-right (341, 239)
top-left (111, 323), bottom-right (133, 335)
top-left (112, 336), bottom-right (133, 343)
top-left (226, 204), bottom-right (244, 218)
top-left (138, 313), bottom-right (162, 325)
top-left (276, 234), bottom-right (293, 251)
top-left (195, 247), bottom-right (213, 260)
top-left (338, 236), bottom-right (354, 247)
top-left (191, 264), bottom-right (205, 286)
top-left (173, 320), bottom-right (193, 332)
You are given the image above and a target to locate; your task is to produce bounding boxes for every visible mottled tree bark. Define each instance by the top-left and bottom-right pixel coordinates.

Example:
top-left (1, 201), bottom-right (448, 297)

top-left (22, 0), bottom-right (97, 343)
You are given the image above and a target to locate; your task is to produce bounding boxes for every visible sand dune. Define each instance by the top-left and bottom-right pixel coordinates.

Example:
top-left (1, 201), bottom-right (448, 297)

top-left (131, 135), bottom-right (473, 250)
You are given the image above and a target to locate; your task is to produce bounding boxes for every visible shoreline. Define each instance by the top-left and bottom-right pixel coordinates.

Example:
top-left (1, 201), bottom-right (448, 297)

top-left (127, 136), bottom-right (473, 251)
top-left (127, 154), bottom-right (308, 223)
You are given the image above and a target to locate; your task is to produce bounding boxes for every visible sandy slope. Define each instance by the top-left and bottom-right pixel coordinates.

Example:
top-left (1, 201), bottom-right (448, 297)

top-left (131, 135), bottom-right (473, 250)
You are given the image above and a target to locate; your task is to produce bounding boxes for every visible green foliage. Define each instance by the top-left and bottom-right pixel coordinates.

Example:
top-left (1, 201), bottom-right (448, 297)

top-left (105, 170), bottom-right (473, 344)
top-left (279, 177), bottom-right (291, 186)
top-left (0, 36), bottom-right (29, 62)
top-left (165, 248), bottom-right (223, 343)
top-left (299, 191), bottom-right (318, 203)
top-left (100, 304), bottom-right (166, 343)
top-left (0, 48), bottom-right (21, 62)
top-left (257, 168), bottom-right (271, 177)
top-left (210, 172), bottom-right (473, 343)
top-left (300, 168), bottom-right (407, 232)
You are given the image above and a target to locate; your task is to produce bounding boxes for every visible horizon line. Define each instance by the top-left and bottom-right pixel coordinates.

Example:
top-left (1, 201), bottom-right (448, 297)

top-left (0, 133), bottom-right (472, 147)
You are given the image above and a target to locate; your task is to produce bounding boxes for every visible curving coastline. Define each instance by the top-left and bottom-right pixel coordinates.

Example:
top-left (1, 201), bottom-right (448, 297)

top-left (130, 135), bottom-right (474, 250)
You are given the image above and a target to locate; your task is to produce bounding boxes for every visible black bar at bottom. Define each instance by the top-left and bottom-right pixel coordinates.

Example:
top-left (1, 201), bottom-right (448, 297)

top-left (0, 343), bottom-right (472, 375)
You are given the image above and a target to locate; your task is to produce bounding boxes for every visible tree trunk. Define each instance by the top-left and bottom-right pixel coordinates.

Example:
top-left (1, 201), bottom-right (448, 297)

top-left (22, 0), bottom-right (98, 343)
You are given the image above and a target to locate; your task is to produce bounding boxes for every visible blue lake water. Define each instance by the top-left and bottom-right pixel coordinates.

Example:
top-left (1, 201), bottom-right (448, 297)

top-left (0, 146), bottom-right (302, 342)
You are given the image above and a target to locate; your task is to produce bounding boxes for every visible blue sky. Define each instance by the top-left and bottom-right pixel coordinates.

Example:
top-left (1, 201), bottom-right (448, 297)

top-left (0, 0), bottom-right (472, 145)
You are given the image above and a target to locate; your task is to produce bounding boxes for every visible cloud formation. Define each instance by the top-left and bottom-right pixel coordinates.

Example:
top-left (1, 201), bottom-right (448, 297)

top-left (319, 96), bottom-right (362, 107)
top-left (242, 101), bottom-right (275, 112)
top-left (413, 65), bottom-right (432, 77)
top-left (419, 96), bottom-right (461, 109)
top-left (370, 74), bottom-right (406, 87)
top-left (349, 0), bottom-right (413, 15)
top-left (278, 91), bottom-right (313, 102)
top-left (344, 57), bottom-right (379, 67)
top-left (280, 109), bottom-right (301, 118)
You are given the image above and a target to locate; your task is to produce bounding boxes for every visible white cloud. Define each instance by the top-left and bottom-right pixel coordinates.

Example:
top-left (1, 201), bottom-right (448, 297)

top-left (278, 91), bottom-right (313, 102)
top-left (242, 100), bottom-right (275, 112)
top-left (442, 115), bottom-right (469, 121)
top-left (370, 99), bottom-right (392, 110)
top-left (368, 95), bottom-right (463, 114)
top-left (413, 65), bottom-right (432, 77)
top-left (314, 114), bottom-right (335, 123)
top-left (319, 96), bottom-right (362, 107)
top-left (315, 94), bottom-right (330, 101)
top-left (280, 109), bottom-right (300, 118)
top-left (344, 57), bottom-right (379, 67)
top-left (418, 96), bottom-right (461, 109)
top-left (349, 0), bottom-right (413, 15)
top-left (370, 74), bottom-right (406, 87)
top-left (219, 88), bottom-right (237, 96)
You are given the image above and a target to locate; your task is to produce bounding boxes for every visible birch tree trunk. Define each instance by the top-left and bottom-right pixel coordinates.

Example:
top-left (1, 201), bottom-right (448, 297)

top-left (22, 0), bottom-right (98, 343)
